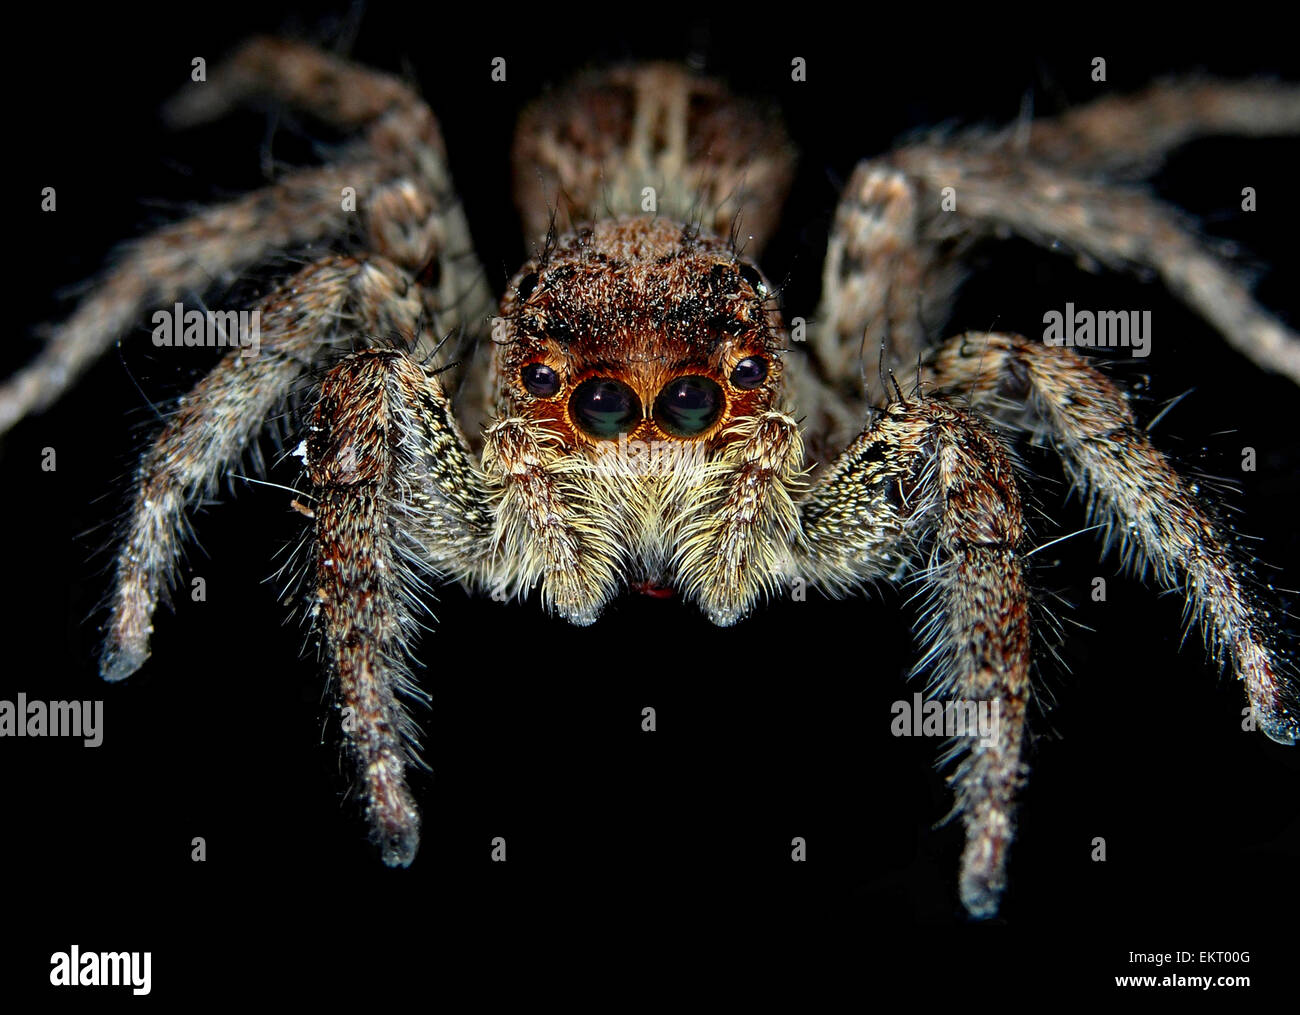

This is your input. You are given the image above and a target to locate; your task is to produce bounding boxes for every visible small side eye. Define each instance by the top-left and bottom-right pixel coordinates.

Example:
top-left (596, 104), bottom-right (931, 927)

top-left (738, 262), bottom-right (767, 298)
top-left (521, 362), bottom-right (560, 397)
top-left (515, 272), bottom-right (539, 302)
top-left (730, 356), bottom-right (768, 390)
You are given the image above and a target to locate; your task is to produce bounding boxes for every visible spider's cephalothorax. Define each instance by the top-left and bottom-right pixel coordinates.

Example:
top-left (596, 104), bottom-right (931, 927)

top-left (496, 219), bottom-right (785, 450)
top-left (5, 39), bottom-right (1298, 918)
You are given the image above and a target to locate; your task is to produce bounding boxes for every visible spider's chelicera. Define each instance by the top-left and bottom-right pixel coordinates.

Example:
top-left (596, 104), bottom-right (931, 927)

top-left (4, 41), bottom-right (1297, 918)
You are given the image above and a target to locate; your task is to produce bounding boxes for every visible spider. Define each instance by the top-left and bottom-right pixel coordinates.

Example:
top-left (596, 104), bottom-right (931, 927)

top-left (4, 38), bottom-right (1297, 920)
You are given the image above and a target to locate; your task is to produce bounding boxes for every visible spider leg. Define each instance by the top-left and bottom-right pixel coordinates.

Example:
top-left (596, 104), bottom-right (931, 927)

top-left (162, 37), bottom-right (417, 131)
top-left (795, 397), bottom-right (1033, 918)
top-left (813, 80), bottom-right (1300, 402)
top-left (811, 163), bottom-right (965, 404)
top-left (3, 38), bottom-right (492, 436)
top-left (889, 128), bottom-right (1300, 386)
top-left (167, 38), bottom-right (494, 340)
top-left (308, 348), bottom-right (492, 865)
top-left (1021, 79), bottom-right (1300, 177)
top-left (102, 255), bottom-right (433, 680)
top-left (920, 331), bottom-right (1300, 745)
top-left (2, 162), bottom-right (386, 436)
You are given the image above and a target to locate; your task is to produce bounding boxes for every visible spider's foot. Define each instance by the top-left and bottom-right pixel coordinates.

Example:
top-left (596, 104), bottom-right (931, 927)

top-left (378, 831), bottom-right (419, 868)
top-left (959, 817), bottom-right (1011, 920)
top-left (1249, 664), bottom-right (1300, 745)
top-left (959, 869), bottom-right (1006, 922)
top-left (366, 760), bottom-right (421, 868)
top-left (100, 643), bottom-right (150, 683)
top-left (372, 807), bottom-right (421, 868)
top-left (1258, 709), bottom-right (1298, 746)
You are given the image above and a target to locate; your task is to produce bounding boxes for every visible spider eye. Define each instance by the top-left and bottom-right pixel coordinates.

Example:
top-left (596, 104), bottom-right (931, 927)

top-left (521, 363), bottom-right (560, 397)
top-left (570, 378), bottom-right (642, 439)
top-left (416, 253), bottom-right (442, 289)
top-left (654, 376), bottom-right (724, 437)
top-left (515, 271), bottom-right (539, 302)
top-left (738, 262), bottom-right (767, 298)
top-left (730, 356), bottom-right (768, 390)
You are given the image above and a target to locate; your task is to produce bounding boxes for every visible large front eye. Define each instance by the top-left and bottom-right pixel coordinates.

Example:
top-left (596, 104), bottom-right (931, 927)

top-left (570, 378), bottom-right (642, 439)
top-left (654, 376), bottom-right (724, 437)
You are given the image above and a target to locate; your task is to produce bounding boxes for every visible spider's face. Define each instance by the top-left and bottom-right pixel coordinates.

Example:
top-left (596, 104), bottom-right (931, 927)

top-left (493, 216), bottom-right (785, 453)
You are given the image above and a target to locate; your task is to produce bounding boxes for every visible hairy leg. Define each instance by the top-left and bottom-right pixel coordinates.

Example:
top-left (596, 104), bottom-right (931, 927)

top-left (797, 397), bottom-right (1033, 917)
top-left (166, 39), bottom-right (494, 344)
top-left (813, 79), bottom-right (1300, 403)
top-left (1020, 79), bottom-right (1300, 176)
top-left (811, 164), bottom-right (967, 405)
top-left (920, 331), bottom-right (1299, 745)
top-left (308, 348), bottom-right (492, 864)
top-left (4, 38), bottom-right (493, 436)
top-left (163, 36), bottom-right (415, 130)
top-left (892, 142), bottom-right (1300, 386)
top-left (1, 163), bottom-right (385, 436)
top-left (101, 255), bottom-right (433, 680)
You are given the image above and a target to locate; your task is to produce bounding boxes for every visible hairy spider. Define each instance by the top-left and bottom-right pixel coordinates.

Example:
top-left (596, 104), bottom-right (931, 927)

top-left (5, 39), bottom-right (1297, 919)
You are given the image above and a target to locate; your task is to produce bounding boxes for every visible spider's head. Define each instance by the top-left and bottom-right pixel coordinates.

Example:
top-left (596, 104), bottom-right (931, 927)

top-left (493, 216), bottom-right (785, 453)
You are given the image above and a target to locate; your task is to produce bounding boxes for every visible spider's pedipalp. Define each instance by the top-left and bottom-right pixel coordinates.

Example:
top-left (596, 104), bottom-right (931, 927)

top-left (308, 348), bottom-right (492, 864)
top-left (671, 411), bottom-right (806, 626)
top-left (480, 416), bottom-right (626, 624)
top-left (101, 255), bottom-right (432, 682)
top-left (922, 331), bottom-right (1300, 745)
top-left (797, 397), bottom-right (1034, 918)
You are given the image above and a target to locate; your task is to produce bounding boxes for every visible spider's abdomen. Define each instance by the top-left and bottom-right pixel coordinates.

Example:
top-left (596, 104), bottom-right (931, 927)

top-left (512, 63), bottom-right (795, 254)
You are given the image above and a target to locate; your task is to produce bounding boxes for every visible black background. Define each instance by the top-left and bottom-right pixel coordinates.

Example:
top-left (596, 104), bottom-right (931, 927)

top-left (3, 4), bottom-right (1297, 1000)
